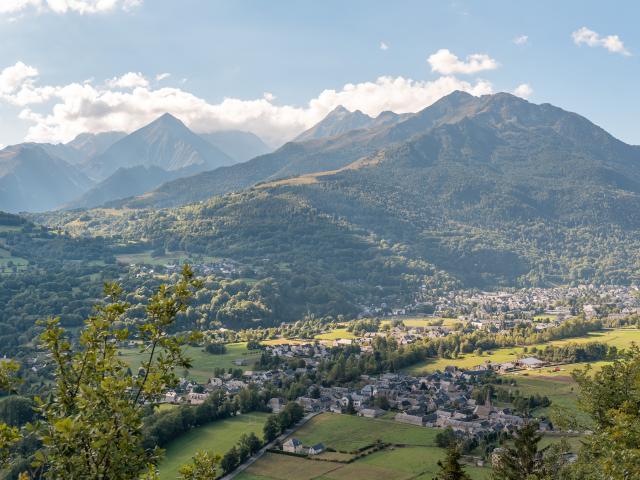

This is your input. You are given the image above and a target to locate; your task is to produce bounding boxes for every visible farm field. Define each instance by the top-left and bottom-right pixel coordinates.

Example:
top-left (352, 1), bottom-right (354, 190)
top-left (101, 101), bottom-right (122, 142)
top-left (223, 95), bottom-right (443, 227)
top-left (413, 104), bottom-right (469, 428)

top-left (119, 343), bottom-right (261, 382)
top-left (314, 328), bottom-right (356, 341)
top-left (0, 246), bottom-right (28, 269)
top-left (406, 328), bottom-right (640, 376)
top-left (157, 412), bottom-right (269, 480)
top-left (237, 413), bottom-right (491, 480)
top-left (291, 412), bottom-right (439, 450)
top-left (381, 316), bottom-right (462, 328)
top-left (115, 250), bottom-right (223, 266)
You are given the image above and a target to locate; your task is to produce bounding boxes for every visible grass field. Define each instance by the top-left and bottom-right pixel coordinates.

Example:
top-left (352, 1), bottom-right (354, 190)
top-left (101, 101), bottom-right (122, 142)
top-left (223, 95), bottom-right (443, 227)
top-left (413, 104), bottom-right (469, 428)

top-left (115, 250), bottom-right (224, 266)
top-left (157, 412), bottom-right (269, 480)
top-left (291, 413), bottom-right (439, 451)
top-left (381, 316), bottom-right (462, 328)
top-left (119, 343), bottom-right (261, 382)
top-left (237, 413), bottom-right (491, 480)
top-left (406, 328), bottom-right (640, 376)
top-left (314, 328), bottom-right (356, 341)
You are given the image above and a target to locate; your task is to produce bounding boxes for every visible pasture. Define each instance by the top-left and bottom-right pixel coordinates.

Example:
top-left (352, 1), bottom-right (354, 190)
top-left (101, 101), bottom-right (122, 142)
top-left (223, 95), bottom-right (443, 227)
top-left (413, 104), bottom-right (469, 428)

top-left (119, 342), bottom-right (261, 382)
top-left (157, 412), bottom-right (269, 480)
top-left (406, 328), bottom-right (640, 376)
top-left (381, 316), bottom-right (462, 328)
top-left (314, 328), bottom-right (356, 341)
top-left (237, 413), bottom-right (491, 480)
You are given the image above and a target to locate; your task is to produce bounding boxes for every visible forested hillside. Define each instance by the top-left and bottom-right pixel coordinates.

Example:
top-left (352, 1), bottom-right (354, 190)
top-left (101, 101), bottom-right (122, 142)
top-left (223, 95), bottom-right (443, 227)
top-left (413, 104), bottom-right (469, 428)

top-left (37, 92), bottom-right (640, 295)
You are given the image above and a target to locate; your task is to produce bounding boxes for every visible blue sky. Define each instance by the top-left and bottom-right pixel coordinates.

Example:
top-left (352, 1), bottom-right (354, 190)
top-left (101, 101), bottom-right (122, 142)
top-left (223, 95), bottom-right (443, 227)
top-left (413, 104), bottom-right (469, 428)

top-left (0, 0), bottom-right (638, 147)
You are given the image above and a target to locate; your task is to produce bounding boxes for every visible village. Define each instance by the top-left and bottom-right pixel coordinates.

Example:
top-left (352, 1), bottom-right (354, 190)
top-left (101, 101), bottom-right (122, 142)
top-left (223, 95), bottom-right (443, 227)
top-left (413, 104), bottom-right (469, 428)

top-left (160, 338), bottom-right (562, 457)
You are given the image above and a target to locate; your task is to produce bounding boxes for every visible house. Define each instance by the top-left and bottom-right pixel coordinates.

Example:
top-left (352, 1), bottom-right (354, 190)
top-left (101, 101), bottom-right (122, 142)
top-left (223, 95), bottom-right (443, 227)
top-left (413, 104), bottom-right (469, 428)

top-left (517, 357), bottom-right (546, 369)
top-left (268, 397), bottom-right (286, 414)
top-left (308, 443), bottom-right (325, 455)
top-left (358, 408), bottom-right (385, 418)
top-left (163, 390), bottom-right (178, 403)
top-left (187, 392), bottom-right (208, 405)
top-left (283, 438), bottom-right (304, 454)
top-left (395, 412), bottom-right (425, 426)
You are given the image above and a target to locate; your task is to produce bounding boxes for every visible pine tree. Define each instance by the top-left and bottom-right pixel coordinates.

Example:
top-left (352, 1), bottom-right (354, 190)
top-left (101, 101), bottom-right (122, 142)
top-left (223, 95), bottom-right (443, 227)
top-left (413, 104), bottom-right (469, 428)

top-left (491, 422), bottom-right (544, 479)
top-left (433, 445), bottom-right (472, 480)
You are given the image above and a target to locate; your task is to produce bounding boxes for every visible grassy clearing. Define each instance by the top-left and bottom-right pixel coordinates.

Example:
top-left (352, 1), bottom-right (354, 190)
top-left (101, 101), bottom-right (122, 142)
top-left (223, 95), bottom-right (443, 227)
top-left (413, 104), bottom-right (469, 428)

top-left (115, 250), bottom-right (225, 266)
top-left (157, 412), bottom-right (269, 480)
top-left (314, 328), bottom-right (356, 341)
top-left (119, 343), bottom-right (261, 382)
top-left (381, 317), bottom-right (461, 328)
top-left (239, 414), bottom-right (490, 480)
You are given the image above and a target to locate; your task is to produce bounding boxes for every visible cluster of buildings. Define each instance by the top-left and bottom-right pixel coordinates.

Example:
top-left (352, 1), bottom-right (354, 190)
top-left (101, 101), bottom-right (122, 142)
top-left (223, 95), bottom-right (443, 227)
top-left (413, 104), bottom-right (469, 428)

top-left (360, 285), bottom-right (640, 323)
top-left (164, 258), bottom-right (240, 278)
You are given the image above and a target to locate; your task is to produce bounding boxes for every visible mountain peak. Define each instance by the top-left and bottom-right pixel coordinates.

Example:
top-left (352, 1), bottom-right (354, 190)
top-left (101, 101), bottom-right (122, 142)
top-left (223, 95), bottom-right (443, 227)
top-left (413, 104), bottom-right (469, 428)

top-left (294, 106), bottom-right (374, 142)
top-left (151, 112), bottom-right (186, 128)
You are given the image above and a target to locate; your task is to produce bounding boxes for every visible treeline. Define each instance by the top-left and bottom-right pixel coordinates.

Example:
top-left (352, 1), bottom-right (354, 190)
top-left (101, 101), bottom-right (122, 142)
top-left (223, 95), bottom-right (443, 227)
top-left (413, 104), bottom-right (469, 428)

top-left (533, 341), bottom-right (613, 363)
top-left (263, 402), bottom-right (305, 442)
top-left (142, 387), bottom-right (266, 450)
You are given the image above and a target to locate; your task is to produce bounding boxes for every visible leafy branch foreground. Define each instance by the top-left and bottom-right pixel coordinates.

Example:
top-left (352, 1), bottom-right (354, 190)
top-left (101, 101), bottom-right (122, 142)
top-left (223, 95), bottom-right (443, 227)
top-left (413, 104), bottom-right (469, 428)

top-left (3, 265), bottom-right (201, 479)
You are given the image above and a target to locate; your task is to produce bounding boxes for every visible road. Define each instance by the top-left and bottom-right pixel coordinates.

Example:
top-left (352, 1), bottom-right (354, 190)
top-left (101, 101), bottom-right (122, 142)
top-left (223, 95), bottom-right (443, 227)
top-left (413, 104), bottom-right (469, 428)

top-left (219, 412), bottom-right (320, 480)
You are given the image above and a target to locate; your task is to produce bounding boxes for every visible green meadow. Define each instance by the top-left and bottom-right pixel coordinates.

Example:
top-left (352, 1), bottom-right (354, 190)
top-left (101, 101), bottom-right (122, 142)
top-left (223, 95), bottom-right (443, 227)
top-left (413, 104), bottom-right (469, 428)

top-left (119, 342), bottom-right (261, 382)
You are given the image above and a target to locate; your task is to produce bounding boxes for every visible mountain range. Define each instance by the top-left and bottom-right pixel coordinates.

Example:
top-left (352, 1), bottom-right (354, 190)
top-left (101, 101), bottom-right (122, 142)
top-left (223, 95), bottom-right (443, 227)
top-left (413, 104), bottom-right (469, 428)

top-left (34, 91), bottom-right (640, 300)
top-left (0, 114), bottom-right (272, 212)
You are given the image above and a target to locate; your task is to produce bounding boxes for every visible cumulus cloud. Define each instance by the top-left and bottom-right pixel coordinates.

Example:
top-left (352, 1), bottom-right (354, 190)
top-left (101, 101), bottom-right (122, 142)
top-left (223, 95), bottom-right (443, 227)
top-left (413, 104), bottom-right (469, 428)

top-left (572, 27), bottom-right (631, 56)
top-left (155, 72), bottom-right (171, 82)
top-left (0, 0), bottom-right (141, 14)
top-left (428, 49), bottom-right (499, 75)
top-left (0, 61), bottom-right (38, 94)
top-left (2, 62), bottom-right (494, 146)
top-left (380, 41), bottom-right (389, 51)
top-left (105, 72), bottom-right (149, 89)
top-left (513, 35), bottom-right (528, 45)
top-left (513, 83), bottom-right (533, 99)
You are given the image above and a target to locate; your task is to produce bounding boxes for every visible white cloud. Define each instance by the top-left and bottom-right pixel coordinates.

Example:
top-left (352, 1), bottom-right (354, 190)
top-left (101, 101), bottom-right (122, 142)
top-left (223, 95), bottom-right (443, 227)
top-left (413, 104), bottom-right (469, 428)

top-left (380, 41), bottom-right (389, 51)
top-left (572, 27), bottom-right (631, 56)
top-left (2, 62), bottom-right (494, 146)
top-left (0, 0), bottom-right (141, 14)
top-left (0, 61), bottom-right (38, 94)
top-left (428, 49), bottom-right (499, 75)
top-left (513, 35), bottom-right (528, 46)
top-left (513, 83), bottom-right (533, 99)
top-left (0, 0), bottom-right (40, 14)
top-left (155, 72), bottom-right (171, 82)
top-left (105, 72), bottom-right (149, 89)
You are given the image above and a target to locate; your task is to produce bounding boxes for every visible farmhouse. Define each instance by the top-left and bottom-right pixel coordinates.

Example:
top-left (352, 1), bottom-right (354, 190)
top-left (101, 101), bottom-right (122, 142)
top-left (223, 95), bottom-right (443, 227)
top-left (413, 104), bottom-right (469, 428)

top-left (308, 443), bottom-right (325, 455)
top-left (283, 438), bottom-right (304, 453)
top-left (358, 407), bottom-right (385, 418)
top-left (517, 357), bottom-right (546, 369)
top-left (187, 392), bottom-right (208, 405)
top-left (394, 412), bottom-right (425, 426)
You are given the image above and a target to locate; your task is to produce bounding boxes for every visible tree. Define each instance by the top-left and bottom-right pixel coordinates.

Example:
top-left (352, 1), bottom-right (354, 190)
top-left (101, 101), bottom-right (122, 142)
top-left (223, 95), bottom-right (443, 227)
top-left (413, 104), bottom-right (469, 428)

top-left (570, 345), bottom-right (640, 479)
top-left (178, 450), bottom-right (221, 480)
top-left (31, 265), bottom-right (201, 479)
top-left (491, 421), bottom-right (568, 480)
top-left (263, 415), bottom-right (280, 442)
top-left (0, 360), bottom-right (21, 467)
top-left (239, 432), bottom-right (262, 455)
top-left (220, 445), bottom-right (239, 474)
top-left (433, 445), bottom-right (471, 480)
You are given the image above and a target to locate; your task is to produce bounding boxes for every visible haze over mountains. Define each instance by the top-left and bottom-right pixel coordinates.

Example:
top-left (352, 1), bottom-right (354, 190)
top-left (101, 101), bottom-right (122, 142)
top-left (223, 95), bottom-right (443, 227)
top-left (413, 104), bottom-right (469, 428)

top-left (0, 114), bottom-right (273, 212)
